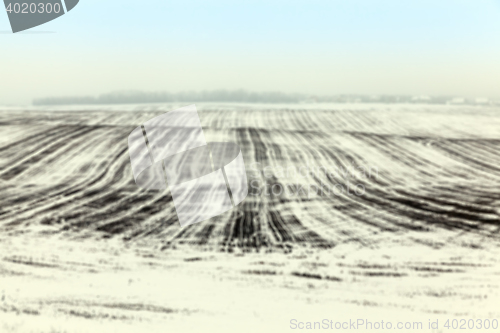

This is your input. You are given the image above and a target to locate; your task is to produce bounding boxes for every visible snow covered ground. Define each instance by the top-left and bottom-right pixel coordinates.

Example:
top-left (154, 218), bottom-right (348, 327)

top-left (0, 103), bottom-right (499, 332)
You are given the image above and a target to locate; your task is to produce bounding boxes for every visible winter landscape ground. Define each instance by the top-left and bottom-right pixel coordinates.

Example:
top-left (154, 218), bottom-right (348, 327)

top-left (0, 103), bottom-right (499, 332)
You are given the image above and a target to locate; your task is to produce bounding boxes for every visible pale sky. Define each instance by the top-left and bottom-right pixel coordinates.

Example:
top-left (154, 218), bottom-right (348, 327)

top-left (1, 0), bottom-right (500, 105)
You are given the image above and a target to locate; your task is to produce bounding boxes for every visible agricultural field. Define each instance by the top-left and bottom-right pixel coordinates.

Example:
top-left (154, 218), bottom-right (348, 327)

top-left (0, 103), bottom-right (499, 332)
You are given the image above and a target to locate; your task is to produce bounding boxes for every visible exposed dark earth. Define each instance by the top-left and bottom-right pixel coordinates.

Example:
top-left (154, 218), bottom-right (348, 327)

top-left (1, 103), bottom-right (499, 332)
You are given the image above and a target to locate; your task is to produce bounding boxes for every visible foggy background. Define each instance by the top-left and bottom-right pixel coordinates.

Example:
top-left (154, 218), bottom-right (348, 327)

top-left (1, 0), bottom-right (500, 106)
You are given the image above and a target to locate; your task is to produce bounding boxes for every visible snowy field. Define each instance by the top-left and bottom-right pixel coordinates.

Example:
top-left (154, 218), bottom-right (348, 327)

top-left (0, 103), bottom-right (499, 332)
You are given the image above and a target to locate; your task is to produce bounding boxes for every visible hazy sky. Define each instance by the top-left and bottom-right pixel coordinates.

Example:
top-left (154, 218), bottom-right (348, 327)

top-left (1, 0), bottom-right (500, 105)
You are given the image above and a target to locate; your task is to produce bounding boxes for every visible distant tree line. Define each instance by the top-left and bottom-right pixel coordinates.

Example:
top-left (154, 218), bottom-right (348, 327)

top-left (32, 90), bottom-right (499, 106)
